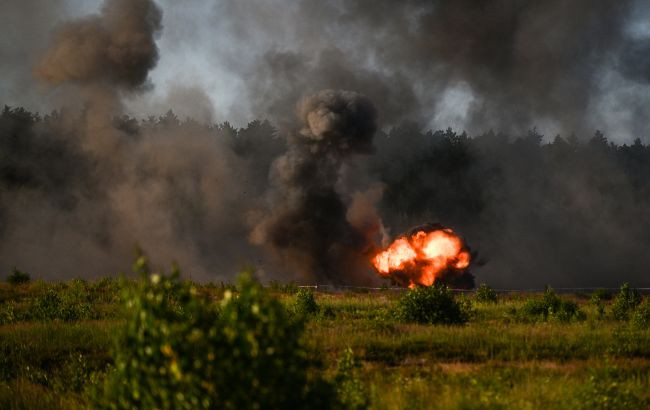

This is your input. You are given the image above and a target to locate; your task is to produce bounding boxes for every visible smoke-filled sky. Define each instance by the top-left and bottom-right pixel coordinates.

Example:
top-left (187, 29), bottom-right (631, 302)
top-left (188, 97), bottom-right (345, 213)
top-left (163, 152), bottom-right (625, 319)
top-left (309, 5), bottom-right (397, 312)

top-left (3, 0), bottom-right (650, 140)
top-left (3, 0), bottom-right (650, 288)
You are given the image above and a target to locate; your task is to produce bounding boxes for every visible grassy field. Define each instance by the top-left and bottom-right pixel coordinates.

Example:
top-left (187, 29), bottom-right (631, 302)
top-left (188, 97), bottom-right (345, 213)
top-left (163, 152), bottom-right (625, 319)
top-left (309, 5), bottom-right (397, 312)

top-left (0, 277), bottom-right (649, 409)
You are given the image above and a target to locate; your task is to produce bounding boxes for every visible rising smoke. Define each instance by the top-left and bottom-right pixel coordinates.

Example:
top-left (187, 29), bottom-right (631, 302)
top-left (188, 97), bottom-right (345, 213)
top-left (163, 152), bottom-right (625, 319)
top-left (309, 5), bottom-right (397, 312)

top-left (250, 90), bottom-right (384, 284)
top-left (230, 0), bottom-right (647, 137)
top-left (1, 0), bottom-right (650, 287)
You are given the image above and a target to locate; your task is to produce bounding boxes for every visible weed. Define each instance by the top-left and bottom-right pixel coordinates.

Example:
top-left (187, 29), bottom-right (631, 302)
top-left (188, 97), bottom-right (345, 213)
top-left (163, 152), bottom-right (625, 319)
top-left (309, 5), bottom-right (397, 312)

top-left (577, 373), bottom-right (648, 409)
top-left (292, 288), bottom-right (320, 316)
top-left (611, 283), bottom-right (641, 321)
top-left (519, 287), bottom-right (585, 322)
top-left (335, 348), bottom-right (368, 410)
top-left (631, 298), bottom-right (650, 328)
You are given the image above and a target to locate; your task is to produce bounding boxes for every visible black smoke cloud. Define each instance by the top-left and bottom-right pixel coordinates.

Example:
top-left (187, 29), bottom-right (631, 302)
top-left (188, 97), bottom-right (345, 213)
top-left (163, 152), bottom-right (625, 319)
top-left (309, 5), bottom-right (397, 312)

top-left (250, 90), bottom-right (384, 284)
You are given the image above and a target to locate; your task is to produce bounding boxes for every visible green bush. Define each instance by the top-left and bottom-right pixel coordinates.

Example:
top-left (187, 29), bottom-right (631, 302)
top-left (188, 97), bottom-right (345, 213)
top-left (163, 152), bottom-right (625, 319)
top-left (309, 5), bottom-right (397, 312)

top-left (291, 289), bottom-right (320, 316)
top-left (93, 256), bottom-right (337, 409)
top-left (520, 287), bottom-right (585, 322)
top-left (475, 284), bottom-right (498, 304)
top-left (393, 285), bottom-right (469, 325)
top-left (7, 268), bottom-right (30, 285)
top-left (611, 283), bottom-right (641, 321)
top-left (631, 298), bottom-right (650, 328)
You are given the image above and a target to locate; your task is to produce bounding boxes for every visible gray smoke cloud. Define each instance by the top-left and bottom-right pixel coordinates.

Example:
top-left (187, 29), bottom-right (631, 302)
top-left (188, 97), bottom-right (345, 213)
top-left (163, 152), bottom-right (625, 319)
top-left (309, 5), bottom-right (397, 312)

top-left (0, 0), bottom-right (268, 282)
top-left (217, 0), bottom-right (649, 138)
top-left (36, 0), bottom-right (162, 89)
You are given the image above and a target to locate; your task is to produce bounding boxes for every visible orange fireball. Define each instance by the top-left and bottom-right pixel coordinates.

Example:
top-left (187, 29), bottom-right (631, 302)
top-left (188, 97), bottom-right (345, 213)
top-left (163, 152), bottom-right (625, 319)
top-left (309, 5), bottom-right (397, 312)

top-left (372, 224), bottom-right (471, 288)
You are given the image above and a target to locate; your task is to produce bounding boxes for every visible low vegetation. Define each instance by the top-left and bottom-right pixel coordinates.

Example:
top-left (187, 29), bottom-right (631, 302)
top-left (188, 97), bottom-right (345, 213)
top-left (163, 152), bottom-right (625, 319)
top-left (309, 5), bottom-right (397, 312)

top-left (474, 283), bottom-right (498, 304)
top-left (7, 268), bottom-right (30, 286)
top-left (1, 268), bottom-right (649, 409)
top-left (291, 288), bottom-right (320, 316)
top-left (516, 287), bottom-right (586, 322)
top-left (393, 284), bottom-right (470, 325)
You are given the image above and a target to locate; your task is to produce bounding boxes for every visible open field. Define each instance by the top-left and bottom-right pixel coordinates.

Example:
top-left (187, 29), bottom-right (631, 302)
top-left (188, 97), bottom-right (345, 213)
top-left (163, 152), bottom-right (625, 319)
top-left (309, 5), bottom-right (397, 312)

top-left (1, 278), bottom-right (649, 409)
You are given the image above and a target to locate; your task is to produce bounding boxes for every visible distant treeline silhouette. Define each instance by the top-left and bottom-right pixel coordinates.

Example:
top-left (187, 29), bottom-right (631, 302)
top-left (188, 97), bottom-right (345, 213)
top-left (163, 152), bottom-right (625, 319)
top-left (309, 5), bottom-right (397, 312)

top-left (2, 105), bottom-right (650, 287)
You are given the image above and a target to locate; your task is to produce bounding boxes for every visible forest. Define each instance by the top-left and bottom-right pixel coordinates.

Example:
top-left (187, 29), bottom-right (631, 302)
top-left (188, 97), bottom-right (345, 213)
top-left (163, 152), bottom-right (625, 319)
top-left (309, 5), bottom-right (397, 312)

top-left (2, 105), bottom-right (650, 288)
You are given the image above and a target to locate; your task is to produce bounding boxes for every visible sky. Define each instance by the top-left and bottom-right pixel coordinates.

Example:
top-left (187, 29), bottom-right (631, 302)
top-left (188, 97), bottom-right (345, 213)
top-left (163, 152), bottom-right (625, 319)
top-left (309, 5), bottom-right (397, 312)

top-left (3, 0), bottom-right (650, 140)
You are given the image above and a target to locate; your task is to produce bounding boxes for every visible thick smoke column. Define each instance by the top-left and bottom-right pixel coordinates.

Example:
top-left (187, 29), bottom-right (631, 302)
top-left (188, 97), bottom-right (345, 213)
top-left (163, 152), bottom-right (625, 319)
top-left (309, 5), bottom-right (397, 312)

top-left (251, 90), bottom-right (383, 284)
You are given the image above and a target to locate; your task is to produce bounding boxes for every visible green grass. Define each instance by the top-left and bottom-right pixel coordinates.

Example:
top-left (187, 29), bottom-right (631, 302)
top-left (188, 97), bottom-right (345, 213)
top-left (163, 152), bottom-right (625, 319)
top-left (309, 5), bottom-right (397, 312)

top-left (1, 280), bottom-right (649, 409)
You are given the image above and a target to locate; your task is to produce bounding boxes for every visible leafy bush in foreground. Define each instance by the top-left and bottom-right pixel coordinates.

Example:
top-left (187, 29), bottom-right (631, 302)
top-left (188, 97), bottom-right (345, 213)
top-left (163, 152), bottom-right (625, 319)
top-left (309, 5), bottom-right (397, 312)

top-left (291, 289), bottom-right (320, 316)
top-left (7, 268), bottom-right (30, 285)
top-left (474, 284), bottom-right (498, 304)
top-left (611, 283), bottom-right (641, 321)
top-left (520, 287), bottom-right (585, 322)
top-left (94, 256), bottom-right (337, 410)
top-left (393, 284), bottom-right (469, 325)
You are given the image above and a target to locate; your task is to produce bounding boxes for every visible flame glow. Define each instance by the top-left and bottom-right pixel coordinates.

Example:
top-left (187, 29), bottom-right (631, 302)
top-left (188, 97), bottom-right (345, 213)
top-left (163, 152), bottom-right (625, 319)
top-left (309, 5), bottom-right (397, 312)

top-left (372, 227), bottom-right (470, 288)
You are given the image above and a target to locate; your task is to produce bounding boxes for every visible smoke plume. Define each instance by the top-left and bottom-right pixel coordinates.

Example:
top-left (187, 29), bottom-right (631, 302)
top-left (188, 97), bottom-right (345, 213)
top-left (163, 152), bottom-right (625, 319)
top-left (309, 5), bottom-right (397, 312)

top-left (36, 0), bottom-right (162, 89)
top-left (2, 0), bottom-right (650, 289)
top-left (250, 90), bottom-right (383, 284)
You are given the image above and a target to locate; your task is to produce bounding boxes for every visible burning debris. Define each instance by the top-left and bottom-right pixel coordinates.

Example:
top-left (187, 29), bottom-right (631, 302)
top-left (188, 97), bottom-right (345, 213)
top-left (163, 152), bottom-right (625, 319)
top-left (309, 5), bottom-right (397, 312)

top-left (372, 223), bottom-right (474, 289)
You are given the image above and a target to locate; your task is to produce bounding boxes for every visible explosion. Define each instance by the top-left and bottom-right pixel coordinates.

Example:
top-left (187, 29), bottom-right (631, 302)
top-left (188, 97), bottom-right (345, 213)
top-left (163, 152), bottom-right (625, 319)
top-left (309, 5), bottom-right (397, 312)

top-left (372, 223), bottom-right (472, 288)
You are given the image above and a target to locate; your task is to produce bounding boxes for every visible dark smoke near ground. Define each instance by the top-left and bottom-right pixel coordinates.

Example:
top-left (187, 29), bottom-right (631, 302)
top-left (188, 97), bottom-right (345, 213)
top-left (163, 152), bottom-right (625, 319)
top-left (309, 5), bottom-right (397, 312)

top-left (2, 0), bottom-right (650, 288)
top-left (250, 90), bottom-right (383, 284)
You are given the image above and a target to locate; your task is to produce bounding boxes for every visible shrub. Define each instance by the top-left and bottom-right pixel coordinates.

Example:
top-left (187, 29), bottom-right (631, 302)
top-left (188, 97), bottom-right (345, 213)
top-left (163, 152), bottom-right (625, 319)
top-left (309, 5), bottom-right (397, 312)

top-left (393, 284), bottom-right (469, 325)
top-left (291, 289), bottom-right (320, 316)
top-left (93, 256), bottom-right (337, 409)
top-left (611, 283), bottom-right (641, 321)
top-left (631, 298), bottom-right (650, 328)
top-left (520, 287), bottom-right (585, 322)
top-left (475, 284), bottom-right (498, 304)
top-left (7, 268), bottom-right (30, 285)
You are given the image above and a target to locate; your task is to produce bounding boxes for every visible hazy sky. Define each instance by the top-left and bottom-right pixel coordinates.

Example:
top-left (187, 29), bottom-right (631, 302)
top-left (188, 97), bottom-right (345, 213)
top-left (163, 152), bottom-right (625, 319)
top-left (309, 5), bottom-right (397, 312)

top-left (3, 0), bottom-right (650, 140)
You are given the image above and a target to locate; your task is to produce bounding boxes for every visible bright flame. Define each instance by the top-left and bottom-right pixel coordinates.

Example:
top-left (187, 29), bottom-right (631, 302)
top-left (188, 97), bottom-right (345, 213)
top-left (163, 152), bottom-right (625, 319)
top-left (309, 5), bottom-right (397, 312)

top-left (372, 227), bottom-right (470, 287)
